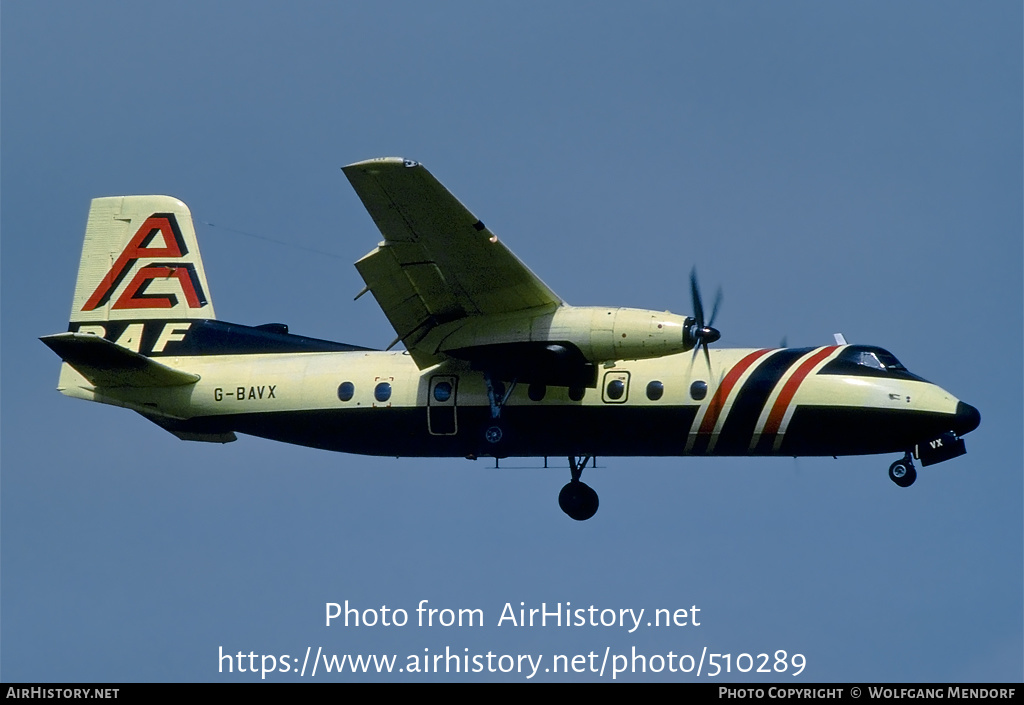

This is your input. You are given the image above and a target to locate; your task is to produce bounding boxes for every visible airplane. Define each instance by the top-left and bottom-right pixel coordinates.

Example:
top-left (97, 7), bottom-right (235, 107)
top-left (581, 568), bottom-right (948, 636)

top-left (42, 157), bottom-right (981, 520)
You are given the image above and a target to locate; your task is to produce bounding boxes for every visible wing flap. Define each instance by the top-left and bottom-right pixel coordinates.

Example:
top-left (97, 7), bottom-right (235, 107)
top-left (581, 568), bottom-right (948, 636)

top-left (354, 248), bottom-right (435, 344)
top-left (40, 332), bottom-right (200, 388)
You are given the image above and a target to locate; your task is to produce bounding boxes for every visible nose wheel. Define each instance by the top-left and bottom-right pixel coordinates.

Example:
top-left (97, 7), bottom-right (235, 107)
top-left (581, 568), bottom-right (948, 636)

top-left (559, 455), bottom-right (599, 521)
top-left (888, 453), bottom-right (917, 488)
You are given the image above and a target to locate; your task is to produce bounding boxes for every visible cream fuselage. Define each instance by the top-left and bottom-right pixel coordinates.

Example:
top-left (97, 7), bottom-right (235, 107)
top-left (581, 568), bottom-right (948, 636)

top-left (57, 336), bottom-right (971, 460)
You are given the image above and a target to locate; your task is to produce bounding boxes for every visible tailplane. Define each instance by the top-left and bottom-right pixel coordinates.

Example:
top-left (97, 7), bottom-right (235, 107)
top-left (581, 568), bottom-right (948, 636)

top-left (40, 332), bottom-right (200, 387)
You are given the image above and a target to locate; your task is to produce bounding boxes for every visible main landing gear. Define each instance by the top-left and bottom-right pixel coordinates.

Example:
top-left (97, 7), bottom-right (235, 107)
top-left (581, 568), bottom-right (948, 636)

top-left (559, 455), bottom-right (599, 521)
top-left (888, 453), bottom-right (917, 488)
top-left (483, 373), bottom-right (516, 448)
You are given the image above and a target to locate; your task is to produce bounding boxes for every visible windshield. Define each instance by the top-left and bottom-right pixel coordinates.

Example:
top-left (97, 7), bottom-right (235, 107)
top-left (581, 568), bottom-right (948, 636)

top-left (819, 346), bottom-right (925, 381)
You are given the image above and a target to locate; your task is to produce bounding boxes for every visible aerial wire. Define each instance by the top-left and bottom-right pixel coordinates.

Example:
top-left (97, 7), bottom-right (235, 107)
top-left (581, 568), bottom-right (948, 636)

top-left (198, 220), bottom-right (348, 260)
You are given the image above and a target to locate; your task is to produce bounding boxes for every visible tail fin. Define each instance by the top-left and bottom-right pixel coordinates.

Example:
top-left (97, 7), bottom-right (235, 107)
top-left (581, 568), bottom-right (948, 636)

top-left (47, 196), bottom-right (236, 442)
top-left (71, 195), bottom-right (216, 327)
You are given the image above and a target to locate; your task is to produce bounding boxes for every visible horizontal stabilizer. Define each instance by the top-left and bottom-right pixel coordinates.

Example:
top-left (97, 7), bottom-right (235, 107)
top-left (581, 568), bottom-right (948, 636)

top-left (40, 332), bottom-right (200, 387)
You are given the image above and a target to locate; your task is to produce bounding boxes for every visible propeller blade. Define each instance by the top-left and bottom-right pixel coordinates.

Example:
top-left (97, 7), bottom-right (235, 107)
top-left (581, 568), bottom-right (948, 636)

top-left (688, 266), bottom-right (723, 378)
top-left (688, 340), bottom-right (713, 379)
top-left (708, 287), bottom-right (723, 328)
top-left (690, 268), bottom-right (705, 327)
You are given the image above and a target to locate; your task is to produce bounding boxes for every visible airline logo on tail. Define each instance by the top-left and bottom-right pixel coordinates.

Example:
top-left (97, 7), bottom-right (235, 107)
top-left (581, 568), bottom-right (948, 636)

top-left (82, 213), bottom-right (208, 312)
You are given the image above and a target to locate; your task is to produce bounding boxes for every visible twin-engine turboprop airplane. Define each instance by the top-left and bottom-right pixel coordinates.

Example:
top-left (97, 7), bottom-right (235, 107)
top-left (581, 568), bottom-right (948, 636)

top-left (43, 157), bottom-right (980, 520)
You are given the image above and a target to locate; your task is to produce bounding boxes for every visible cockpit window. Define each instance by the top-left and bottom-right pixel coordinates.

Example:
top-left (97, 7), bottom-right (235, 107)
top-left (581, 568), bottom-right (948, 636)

top-left (857, 351), bottom-right (885, 370)
top-left (819, 345), bottom-right (924, 381)
top-left (874, 350), bottom-right (908, 372)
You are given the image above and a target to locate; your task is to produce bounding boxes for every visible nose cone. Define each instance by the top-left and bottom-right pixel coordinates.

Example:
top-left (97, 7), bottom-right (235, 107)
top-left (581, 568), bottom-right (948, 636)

top-left (954, 401), bottom-right (981, 436)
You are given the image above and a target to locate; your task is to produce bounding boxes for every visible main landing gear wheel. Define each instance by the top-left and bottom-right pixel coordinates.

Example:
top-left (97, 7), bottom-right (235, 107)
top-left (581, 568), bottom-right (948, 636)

top-left (888, 454), bottom-right (917, 488)
top-left (559, 481), bottom-right (599, 521)
top-left (558, 455), bottom-right (599, 521)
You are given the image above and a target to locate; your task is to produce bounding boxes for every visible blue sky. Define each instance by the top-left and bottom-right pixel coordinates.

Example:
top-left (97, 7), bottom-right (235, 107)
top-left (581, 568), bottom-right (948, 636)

top-left (2, 1), bottom-right (1021, 682)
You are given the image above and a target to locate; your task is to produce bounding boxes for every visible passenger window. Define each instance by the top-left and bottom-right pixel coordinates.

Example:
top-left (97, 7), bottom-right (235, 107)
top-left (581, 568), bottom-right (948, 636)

top-left (568, 386), bottom-right (585, 402)
top-left (374, 382), bottom-right (392, 402)
top-left (606, 379), bottom-right (625, 400)
top-left (528, 383), bottom-right (546, 401)
top-left (433, 381), bottom-right (452, 402)
top-left (337, 382), bottom-right (355, 402)
top-left (646, 380), bottom-right (664, 401)
top-left (690, 381), bottom-right (708, 401)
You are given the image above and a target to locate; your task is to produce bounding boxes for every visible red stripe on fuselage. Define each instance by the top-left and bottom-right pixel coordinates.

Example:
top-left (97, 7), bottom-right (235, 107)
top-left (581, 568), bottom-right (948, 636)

top-left (697, 348), bottom-right (774, 435)
top-left (762, 346), bottom-right (839, 438)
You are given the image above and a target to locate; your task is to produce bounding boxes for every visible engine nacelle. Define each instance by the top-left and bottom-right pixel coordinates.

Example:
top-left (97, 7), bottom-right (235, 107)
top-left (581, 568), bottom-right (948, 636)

top-left (425, 305), bottom-right (692, 364)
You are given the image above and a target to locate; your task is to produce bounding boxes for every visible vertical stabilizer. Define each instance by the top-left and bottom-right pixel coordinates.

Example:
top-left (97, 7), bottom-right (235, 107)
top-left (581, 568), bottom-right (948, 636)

top-left (71, 196), bottom-right (216, 325)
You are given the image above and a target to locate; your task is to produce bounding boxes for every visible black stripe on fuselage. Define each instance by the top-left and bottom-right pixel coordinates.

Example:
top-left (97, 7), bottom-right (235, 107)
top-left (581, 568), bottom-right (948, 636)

top-left (714, 347), bottom-right (812, 454)
top-left (778, 405), bottom-right (957, 456)
top-left (168, 405), bottom-right (701, 458)
top-left (159, 401), bottom-right (959, 460)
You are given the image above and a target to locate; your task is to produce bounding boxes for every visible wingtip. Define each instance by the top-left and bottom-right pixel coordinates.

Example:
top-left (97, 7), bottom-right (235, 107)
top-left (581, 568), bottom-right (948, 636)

top-left (342, 157), bottom-right (420, 172)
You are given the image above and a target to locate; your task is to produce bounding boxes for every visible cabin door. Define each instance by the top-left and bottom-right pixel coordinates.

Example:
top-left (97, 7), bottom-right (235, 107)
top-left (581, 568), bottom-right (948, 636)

top-left (427, 375), bottom-right (458, 435)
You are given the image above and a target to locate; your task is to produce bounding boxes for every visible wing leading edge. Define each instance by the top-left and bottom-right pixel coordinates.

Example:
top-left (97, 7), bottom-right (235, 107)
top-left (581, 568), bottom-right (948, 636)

top-left (343, 158), bottom-right (562, 366)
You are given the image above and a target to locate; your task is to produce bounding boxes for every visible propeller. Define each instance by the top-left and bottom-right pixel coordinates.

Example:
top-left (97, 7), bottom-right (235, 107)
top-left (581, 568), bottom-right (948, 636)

top-left (687, 268), bottom-right (722, 373)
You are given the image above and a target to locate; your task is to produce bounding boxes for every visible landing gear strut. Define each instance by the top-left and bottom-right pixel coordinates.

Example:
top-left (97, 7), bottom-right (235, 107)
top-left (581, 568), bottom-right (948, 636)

top-left (888, 453), bottom-right (917, 488)
top-left (559, 455), bottom-right (599, 521)
top-left (483, 373), bottom-right (516, 446)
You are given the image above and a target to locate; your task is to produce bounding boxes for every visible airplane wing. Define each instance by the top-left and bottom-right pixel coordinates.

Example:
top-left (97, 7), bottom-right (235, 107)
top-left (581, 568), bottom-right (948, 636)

top-left (343, 158), bottom-right (563, 366)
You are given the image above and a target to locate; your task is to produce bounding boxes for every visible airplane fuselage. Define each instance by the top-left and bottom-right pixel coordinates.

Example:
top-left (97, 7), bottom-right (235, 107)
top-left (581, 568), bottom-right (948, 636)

top-left (56, 319), bottom-right (977, 461)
